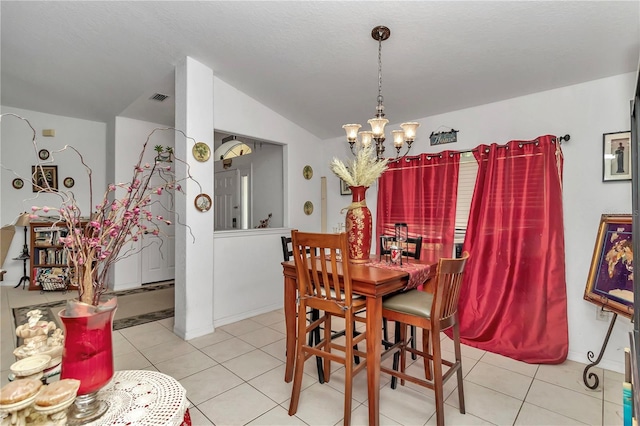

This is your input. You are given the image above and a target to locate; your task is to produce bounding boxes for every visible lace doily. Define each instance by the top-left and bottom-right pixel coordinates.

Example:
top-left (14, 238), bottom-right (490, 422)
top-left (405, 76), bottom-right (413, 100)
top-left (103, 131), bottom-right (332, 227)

top-left (86, 370), bottom-right (189, 426)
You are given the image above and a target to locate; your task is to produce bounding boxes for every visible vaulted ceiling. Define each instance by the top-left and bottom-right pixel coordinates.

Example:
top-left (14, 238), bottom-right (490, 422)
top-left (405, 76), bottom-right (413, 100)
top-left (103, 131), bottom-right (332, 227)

top-left (2, 1), bottom-right (639, 140)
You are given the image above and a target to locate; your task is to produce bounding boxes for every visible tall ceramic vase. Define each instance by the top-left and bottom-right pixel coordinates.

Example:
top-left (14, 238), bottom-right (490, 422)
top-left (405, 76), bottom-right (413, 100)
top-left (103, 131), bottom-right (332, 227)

top-left (345, 186), bottom-right (372, 263)
top-left (59, 296), bottom-right (117, 424)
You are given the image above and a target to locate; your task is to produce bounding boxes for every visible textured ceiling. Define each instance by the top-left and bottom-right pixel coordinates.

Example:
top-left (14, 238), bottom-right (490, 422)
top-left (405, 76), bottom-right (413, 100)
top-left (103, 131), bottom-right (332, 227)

top-left (2, 1), bottom-right (639, 140)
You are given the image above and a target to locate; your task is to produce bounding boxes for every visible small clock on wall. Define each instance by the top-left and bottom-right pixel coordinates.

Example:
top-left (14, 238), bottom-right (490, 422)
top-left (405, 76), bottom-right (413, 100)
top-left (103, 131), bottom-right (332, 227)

top-left (38, 149), bottom-right (50, 160)
top-left (12, 178), bottom-right (24, 190)
top-left (194, 193), bottom-right (212, 212)
top-left (63, 177), bottom-right (75, 188)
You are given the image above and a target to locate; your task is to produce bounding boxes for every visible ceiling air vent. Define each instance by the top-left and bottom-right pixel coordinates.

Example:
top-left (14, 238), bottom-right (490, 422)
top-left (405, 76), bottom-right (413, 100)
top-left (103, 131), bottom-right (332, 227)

top-left (150, 93), bottom-right (170, 102)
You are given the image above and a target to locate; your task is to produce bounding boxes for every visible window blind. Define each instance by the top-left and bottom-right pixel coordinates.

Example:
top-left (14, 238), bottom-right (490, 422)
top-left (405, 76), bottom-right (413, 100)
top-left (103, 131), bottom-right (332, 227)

top-left (454, 153), bottom-right (478, 243)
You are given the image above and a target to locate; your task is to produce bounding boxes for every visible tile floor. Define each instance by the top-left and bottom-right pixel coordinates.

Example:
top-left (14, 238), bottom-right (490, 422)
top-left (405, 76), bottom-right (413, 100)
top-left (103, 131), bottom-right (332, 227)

top-left (1, 286), bottom-right (625, 425)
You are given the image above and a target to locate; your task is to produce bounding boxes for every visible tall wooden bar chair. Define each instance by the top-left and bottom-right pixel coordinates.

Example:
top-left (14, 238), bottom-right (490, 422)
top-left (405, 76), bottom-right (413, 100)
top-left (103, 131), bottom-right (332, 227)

top-left (379, 234), bottom-right (423, 359)
top-left (288, 231), bottom-right (367, 426)
top-left (380, 252), bottom-right (470, 426)
top-left (281, 236), bottom-right (325, 383)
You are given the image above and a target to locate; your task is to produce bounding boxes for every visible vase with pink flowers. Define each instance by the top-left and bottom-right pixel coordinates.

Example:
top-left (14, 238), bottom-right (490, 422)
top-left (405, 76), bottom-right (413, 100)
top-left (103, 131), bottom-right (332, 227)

top-left (2, 113), bottom-right (201, 423)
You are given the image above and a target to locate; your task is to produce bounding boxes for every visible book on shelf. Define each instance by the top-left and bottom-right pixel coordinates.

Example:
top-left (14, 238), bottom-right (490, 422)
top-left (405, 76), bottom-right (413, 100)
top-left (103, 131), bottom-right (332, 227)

top-left (35, 247), bottom-right (68, 265)
top-left (33, 227), bottom-right (70, 246)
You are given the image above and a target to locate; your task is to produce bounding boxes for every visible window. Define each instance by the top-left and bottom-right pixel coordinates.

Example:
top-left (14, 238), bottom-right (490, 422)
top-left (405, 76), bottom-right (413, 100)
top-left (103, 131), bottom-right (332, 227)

top-left (454, 152), bottom-right (478, 244)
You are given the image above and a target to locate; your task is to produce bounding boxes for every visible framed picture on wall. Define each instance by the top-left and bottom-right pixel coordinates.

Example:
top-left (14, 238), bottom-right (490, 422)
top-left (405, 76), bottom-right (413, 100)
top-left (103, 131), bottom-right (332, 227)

top-left (340, 179), bottom-right (352, 196)
top-left (31, 165), bottom-right (58, 192)
top-left (603, 131), bottom-right (632, 182)
top-left (584, 214), bottom-right (634, 318)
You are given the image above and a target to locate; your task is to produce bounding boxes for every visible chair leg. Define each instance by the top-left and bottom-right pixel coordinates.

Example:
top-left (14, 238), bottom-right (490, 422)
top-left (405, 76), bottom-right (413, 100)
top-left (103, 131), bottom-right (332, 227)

top-left (399, 324), bottom-right (407, 386)
top-left (352, 321), bottom-right (360, 365)
top-left (453, 321), bottom-right (465, 414)
top-left (410, 325), bottom-right (417, 360)
top-left (309, 308), bottom-right (325, 384)
top-left (431, 332), bottom-right (445, 426)
top-left (323, 315), bottom-right (332, 382)
top-left (288, 305), bottom-right (309, 416)
top-left (343, 314), bottom-right (354, 426)
top-left (390, 321), bottom-right (402, 389)
top-left (422, 329), bottom-right (432, 381)
top-left (383, 318), bottom-right (389, 342)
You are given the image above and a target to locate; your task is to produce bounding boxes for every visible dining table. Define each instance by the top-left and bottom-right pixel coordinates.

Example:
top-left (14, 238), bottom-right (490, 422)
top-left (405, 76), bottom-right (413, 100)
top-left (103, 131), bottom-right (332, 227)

top-left (282, 256), bottom-right (434, 426)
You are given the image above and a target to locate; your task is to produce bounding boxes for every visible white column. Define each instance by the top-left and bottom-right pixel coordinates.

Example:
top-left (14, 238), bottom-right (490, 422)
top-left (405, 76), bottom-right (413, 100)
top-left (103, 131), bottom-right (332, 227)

top-left (174, 57), bottom-right (214, 339)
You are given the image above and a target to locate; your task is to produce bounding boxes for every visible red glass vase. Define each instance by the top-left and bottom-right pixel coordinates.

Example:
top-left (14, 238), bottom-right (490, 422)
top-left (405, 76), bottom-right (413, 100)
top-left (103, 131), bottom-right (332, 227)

top-left (59, 296), bottom-right (117, 423)
top-left (345, 186), bottom-right (372, 263)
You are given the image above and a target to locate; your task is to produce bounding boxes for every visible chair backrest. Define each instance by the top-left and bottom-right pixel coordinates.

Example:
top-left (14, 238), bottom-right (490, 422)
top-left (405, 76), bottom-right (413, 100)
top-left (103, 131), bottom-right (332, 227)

top-left (431, 251), bottom-right (470, 329)
top-left (379, 235), bottom-right (423, 260)
top-left (282, 235), bottom-right (316, 262)
top-left (290, 230), bottom-right (354, 312)
top-left (403, 236), bottom-right (422, 260)
top-left (281, 236), bottom-right (293, 261)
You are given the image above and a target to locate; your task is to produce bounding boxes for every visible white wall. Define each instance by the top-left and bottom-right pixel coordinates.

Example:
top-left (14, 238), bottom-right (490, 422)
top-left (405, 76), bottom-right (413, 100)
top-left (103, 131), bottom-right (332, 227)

top-left (0, 107), bottom-right (106, 284)
top-left (111, 116), bottom-right (174, 291)
top-left (324, 72), bottom-right (636, 372)
top-left (5, 70), bottom-right (632, 372)
top-left (211, 76), bottom-right (323, 327)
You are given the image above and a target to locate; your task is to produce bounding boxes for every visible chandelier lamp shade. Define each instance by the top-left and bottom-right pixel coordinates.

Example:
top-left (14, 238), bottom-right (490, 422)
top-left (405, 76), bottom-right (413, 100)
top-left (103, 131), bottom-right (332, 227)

top-left (343, 26), bottom-right (420, 161)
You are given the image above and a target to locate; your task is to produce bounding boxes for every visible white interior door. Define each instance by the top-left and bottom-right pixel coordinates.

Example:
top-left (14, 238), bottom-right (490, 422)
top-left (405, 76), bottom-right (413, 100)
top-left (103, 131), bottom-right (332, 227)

top-left (215, 169), bottom-right (240, 230)
top-left (141, 176), bottom-right (175, 283)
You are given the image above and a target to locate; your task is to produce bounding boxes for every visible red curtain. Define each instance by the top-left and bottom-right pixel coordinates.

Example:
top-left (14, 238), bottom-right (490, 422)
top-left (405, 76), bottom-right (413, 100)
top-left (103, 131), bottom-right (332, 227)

top-left (376, 152), bottom-right (460, 263)
top-left (457, 136), bottom-right (568, 363)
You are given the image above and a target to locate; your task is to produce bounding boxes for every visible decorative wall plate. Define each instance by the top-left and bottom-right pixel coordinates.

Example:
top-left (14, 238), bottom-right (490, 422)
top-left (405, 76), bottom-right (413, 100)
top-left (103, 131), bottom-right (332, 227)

top-left (194, 193), bottom-right (212, 212)
top-left (12, 178), bottom-right (24, 189)
top-left (303, 165), bottom-right (313, 180)
top-left (192, 142), bottom-right (211, 162)
top-left (63, 177), bottom-right (75, 188)
top-left (38, 149), bottom-right (50, 160)
top-left (304, 201), bottom-right (314, 215)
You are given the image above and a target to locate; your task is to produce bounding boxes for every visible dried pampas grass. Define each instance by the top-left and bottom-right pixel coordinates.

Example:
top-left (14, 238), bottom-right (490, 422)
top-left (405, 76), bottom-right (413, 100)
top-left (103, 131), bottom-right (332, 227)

top-left (329, 143), bottom-right (388, 188)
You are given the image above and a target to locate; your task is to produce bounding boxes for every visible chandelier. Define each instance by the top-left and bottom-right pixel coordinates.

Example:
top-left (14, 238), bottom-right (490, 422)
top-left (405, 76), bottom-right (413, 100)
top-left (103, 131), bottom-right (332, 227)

top-left (342, 26), bottom-right (419, 161)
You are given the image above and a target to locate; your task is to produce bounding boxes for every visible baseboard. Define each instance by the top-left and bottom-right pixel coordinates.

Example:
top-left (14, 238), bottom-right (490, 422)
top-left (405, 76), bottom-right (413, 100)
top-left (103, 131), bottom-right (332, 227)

top-left (567, 349), bottom-right (624, 374)
top-left (213, 302), bottom-right (283, 328)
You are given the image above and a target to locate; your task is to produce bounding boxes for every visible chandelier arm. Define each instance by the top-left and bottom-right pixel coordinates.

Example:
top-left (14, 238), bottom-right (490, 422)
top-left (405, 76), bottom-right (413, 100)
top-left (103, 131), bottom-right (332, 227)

top-left (389, 144), bottom-right (414, 162)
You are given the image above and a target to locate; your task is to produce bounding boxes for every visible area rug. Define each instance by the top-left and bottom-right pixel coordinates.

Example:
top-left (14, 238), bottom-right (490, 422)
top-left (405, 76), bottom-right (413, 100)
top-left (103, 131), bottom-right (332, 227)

top-left (12, 282), bottom-right (174, 332)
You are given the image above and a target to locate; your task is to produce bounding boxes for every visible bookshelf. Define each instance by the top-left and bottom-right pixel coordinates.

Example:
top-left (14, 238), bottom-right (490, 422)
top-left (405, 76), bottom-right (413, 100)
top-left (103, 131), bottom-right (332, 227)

top-left (29, 221), bottom-right (81, 292)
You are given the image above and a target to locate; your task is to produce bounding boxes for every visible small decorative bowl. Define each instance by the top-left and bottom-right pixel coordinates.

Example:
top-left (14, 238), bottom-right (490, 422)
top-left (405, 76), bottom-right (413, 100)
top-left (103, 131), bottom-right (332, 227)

top-left (10, 354), bottom-right (51, 377)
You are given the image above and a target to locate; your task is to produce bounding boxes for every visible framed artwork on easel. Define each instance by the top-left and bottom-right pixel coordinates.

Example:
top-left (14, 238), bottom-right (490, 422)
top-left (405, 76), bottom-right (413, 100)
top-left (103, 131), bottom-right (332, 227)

top-left (584, 214), bottom-right (634, 318)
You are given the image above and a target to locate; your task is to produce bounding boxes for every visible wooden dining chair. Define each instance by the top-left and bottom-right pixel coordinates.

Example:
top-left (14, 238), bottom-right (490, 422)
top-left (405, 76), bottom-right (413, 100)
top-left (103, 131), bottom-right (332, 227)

top-left (379, 234), bottom-right (424, 359)
top-left (281, 236), bottom-right (325, 383)
top-left (380, 252), bottom-right (470, 426)
top-left (288, 231), bottom-right (367, 426)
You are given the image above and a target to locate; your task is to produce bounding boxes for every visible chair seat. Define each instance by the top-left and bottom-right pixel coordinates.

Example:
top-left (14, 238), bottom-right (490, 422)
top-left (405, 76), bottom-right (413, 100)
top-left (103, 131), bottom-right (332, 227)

top-left (383, 290), bottom-right (433, 319)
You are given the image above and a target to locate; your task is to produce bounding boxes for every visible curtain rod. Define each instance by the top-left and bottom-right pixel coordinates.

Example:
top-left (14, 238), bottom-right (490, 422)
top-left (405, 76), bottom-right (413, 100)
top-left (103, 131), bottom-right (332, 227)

top-left (393, 134), bottom-right (571, 162)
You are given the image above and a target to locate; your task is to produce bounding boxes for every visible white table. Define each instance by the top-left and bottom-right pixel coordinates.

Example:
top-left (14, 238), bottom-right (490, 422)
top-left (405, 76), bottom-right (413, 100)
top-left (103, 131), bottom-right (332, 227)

top-left (86, 370), bottom-right (190, 426)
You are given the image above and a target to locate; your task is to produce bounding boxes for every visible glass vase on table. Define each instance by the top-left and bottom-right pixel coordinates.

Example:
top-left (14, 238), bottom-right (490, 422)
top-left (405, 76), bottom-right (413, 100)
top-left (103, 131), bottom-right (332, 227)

top-left (394, 223), bottom-right (409, 265)
top-left (59, 295), bottom-right (117, 424)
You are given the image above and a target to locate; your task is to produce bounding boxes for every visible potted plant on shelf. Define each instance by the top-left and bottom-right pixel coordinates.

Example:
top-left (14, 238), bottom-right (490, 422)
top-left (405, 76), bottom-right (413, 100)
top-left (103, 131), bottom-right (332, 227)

top-left (329, 143), bottom-right (388, 263)
top-left (1, 113), bottom-right (202, 424)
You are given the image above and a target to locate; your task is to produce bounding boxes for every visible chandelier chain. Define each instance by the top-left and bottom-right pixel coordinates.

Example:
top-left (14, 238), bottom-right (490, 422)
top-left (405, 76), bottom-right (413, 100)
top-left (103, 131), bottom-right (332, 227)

top-left (377, 33), bottom-right (383, 114)
top-left (343, 25), bottom-right (419, 161)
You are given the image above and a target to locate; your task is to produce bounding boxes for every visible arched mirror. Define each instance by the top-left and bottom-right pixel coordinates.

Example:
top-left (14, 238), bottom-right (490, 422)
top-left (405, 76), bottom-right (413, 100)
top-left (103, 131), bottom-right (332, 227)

top-left (213, 131), bottom-right (284, 230)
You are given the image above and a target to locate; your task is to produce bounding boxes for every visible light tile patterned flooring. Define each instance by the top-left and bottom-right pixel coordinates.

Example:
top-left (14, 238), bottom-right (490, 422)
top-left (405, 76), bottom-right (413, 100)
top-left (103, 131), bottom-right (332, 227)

top-left (1, 286), bottom-right (625, 425)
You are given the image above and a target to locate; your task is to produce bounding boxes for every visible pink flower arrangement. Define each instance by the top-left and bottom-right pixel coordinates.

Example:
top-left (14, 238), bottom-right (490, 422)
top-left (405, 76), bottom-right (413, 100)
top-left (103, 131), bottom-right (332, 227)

top-left (4, 113), bottom-right (200, 306)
